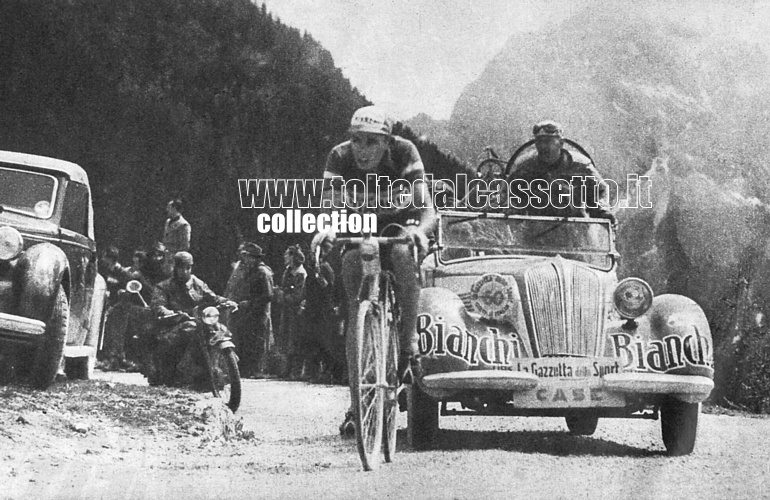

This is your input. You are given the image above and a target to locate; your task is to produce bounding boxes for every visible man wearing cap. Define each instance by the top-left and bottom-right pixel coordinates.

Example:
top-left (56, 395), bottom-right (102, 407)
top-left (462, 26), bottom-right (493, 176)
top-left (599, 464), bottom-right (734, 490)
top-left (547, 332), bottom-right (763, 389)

top-left (224, 242), bottom-right (274, 378)
top-left (278, 245), bottom-right (307, 379)
top-left (507, 120), bottom-right (612, 220)
top-left (299, 233), bottom-right (342, 381)
top-left (162, 198), bottom-right (191, 275)
top-left (144, 251), bottom-right (237, 386)
top-left (320, 105), bottom-right (437, 435)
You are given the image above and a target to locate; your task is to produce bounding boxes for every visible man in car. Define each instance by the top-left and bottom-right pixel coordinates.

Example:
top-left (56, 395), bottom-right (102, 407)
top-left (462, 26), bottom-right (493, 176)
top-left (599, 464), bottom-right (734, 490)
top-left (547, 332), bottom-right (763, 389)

top-left (507, 120), bottom-right (613, 220)
top-left (145, 251), bottom-right (236, 386)
top-left (320, 105), bottom-right (437, 434)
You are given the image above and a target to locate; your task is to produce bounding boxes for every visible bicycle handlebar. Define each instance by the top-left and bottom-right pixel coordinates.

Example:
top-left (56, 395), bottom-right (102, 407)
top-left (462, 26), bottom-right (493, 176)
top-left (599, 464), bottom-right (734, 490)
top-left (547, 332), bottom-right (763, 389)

top-left (334, 235), bottom-right (412, 246)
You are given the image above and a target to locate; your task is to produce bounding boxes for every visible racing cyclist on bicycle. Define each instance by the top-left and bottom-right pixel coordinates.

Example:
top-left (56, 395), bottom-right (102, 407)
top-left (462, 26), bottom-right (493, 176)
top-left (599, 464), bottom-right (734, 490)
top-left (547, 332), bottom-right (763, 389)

top-left (318, 105), bottom-right (437, 435)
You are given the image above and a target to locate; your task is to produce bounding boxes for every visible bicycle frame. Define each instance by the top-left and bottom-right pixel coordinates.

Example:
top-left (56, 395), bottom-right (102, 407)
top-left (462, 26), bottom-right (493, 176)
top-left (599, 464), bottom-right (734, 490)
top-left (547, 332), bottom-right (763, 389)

top-left (333, 231), bottom-right (412, 471)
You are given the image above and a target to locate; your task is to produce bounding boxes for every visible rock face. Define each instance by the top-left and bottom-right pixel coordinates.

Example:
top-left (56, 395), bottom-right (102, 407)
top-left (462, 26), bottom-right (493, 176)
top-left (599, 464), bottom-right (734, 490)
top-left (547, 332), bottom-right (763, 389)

top-left (441, 5), bottom-right (770, 190)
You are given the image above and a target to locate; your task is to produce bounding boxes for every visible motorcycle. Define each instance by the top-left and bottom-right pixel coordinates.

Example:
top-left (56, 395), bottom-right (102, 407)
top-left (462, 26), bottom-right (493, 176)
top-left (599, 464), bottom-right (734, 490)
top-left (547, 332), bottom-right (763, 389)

top-left (129, 280), bottom-right (242, 413)
top-left (99, 279), bottom-right (153, 370)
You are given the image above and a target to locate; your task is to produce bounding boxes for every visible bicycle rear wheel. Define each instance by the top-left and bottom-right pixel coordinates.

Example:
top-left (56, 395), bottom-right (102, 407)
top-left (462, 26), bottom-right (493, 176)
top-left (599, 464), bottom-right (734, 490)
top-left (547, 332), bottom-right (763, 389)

top-left (381, 273), bottom-right (400, 463)
top-left (351, 299), bottom-right (385, 471)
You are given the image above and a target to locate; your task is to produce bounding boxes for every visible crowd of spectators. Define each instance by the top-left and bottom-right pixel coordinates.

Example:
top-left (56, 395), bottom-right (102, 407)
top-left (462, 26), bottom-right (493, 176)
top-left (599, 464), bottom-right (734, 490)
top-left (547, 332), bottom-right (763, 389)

top-left (97, 202), bottom-right (347, 385)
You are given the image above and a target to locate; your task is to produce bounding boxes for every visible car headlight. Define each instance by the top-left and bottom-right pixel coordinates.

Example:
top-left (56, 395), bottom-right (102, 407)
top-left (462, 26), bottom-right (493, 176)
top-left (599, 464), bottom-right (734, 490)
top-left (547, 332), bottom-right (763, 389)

top-left (202, 306), bottom-right (220, 325)
top-left (613, 278), bottom-right (653, 319)
top-left (0, 226), bottom-right (24, 261)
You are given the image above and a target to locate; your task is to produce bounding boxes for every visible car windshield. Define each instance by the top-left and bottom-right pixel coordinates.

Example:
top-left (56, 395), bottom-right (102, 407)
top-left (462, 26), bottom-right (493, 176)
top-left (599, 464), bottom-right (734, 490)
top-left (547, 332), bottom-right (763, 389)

top-left (0, 166), bottom-right (58, 219)
top-left (439, 211), bottom-right (614, 270)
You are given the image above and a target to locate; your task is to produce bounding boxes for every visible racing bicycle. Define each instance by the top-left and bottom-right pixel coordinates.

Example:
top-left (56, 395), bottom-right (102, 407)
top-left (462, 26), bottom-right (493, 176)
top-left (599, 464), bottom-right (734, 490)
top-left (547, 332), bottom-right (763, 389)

top-left (336, 228), bottom-right (414, 471)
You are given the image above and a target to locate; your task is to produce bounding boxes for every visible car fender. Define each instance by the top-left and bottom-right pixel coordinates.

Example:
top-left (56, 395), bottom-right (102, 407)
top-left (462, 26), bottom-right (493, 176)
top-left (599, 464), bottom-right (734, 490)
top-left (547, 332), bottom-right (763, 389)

top-left (607, 294), bottom-right (713, 378)
top-left (417, 287), bottom-right (525, 375)
top-left (14, 242), bottom-right (69, 322)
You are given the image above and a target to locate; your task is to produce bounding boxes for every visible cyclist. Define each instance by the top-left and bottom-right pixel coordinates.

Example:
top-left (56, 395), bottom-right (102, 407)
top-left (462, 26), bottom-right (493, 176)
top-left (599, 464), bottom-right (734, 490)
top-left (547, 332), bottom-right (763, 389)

top-left (318, 105), bottom-right (437, 435)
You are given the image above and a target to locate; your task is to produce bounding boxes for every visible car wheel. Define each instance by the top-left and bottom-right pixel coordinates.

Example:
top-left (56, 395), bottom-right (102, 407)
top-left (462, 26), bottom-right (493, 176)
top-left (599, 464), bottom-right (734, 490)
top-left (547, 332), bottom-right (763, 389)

top-left (32, 287), bottom-right (69, 389)
top-left (565, 415), bottom-right (599, 435)
top-left (661, 398), bottom-right (700, 456)
top-left (408, 384), bottom-right (438, 450)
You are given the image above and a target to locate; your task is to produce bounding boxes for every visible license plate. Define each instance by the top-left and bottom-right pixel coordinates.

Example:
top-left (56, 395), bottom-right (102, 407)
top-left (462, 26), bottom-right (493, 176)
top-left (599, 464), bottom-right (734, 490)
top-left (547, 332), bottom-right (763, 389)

top-left (510, 357), bottom-right (626, 408)
top-left (512, 379), bottom-right (626, 408)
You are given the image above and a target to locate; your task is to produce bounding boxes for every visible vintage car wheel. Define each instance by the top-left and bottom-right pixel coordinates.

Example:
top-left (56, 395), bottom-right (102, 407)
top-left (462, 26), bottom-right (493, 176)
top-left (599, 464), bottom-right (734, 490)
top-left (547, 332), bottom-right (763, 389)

top-left (351, 299), bottom-right (384, 471)
top-left (408, 384), bottom-right (439, 450)
top-left (210, 348), bottom-right (242, 413)
top-left (381, 274), bottom-right (400, 463)
top-left (661, 398), bottom-right (700, 456)
top-left (32, 287), bottom-right (69, 389)
top-left (565, 415), bottom-right (599, 435)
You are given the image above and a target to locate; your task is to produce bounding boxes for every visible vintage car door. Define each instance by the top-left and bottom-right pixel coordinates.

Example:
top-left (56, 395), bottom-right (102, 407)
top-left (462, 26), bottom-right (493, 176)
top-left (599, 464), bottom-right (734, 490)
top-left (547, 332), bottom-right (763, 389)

top-left (58, 179), bottom-right (98, 347)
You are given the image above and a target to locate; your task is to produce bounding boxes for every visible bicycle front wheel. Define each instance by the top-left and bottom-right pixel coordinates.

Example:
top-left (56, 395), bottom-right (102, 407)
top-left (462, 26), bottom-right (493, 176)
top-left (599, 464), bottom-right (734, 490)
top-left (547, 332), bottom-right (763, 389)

top-left (382, 273), bottom-right (400, 463)
top-left (351, 299), bottom-right (385, 471)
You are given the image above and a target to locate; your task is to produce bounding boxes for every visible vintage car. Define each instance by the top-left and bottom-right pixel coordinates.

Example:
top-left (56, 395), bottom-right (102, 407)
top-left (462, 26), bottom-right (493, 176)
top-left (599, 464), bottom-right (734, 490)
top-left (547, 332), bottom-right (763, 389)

top-left (0, 151), bottom-right (106, 388)
top-left (409, 207), bottom-right (714, 456)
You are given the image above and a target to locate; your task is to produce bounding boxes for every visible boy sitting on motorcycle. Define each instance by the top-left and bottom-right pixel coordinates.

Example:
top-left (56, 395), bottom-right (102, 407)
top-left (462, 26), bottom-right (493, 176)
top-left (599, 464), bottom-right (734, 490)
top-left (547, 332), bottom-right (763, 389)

top-left (145, 251), bottom-right (237, 387)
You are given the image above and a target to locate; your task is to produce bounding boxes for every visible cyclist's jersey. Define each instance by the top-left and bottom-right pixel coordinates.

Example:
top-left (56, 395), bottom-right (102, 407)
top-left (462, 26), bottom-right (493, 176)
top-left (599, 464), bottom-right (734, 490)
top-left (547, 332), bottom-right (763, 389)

top-left (324, 136), bottom-right (425, 230)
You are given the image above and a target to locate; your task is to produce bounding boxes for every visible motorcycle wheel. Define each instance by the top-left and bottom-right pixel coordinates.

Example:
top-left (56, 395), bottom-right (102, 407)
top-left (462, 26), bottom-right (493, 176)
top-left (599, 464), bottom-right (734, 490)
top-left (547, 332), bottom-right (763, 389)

top-left (211, 348), bottom-right (242, 413)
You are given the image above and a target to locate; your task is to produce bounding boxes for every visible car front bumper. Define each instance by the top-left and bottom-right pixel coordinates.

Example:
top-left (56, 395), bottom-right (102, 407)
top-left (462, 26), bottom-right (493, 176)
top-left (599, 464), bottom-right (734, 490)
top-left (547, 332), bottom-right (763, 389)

top-left (0, 312), bottom-right (46, 345)
top-left (421, 369), bottom-right (714, 406)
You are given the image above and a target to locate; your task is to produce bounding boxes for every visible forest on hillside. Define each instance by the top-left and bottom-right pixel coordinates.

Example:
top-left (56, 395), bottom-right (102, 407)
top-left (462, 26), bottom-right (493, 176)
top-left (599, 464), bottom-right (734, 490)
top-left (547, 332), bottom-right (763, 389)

top-left (0, 0), bottom-right (465, 286)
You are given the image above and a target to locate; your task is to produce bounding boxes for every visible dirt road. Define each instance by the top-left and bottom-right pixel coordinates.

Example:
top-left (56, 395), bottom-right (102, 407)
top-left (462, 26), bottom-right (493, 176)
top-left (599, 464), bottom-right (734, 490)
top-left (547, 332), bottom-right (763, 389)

top-left (3, 373), bottom-right (770, 499)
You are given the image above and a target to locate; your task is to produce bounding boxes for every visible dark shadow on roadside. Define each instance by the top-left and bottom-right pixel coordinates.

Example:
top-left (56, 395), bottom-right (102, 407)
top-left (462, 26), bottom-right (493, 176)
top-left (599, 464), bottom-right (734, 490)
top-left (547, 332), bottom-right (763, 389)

top-left (396, 428), bottom-right (662, 457)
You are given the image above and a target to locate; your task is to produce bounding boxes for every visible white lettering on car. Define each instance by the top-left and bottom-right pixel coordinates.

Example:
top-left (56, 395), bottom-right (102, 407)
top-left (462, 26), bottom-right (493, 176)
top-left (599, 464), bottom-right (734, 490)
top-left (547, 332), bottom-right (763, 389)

top-left (610, 328), bottom-right (713, 372)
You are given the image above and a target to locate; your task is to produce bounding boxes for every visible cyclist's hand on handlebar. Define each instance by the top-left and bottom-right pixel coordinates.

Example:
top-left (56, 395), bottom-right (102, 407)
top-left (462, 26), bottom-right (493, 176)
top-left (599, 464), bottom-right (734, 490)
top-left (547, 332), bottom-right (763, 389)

top-left (404, 224), bottom-right (429, 262)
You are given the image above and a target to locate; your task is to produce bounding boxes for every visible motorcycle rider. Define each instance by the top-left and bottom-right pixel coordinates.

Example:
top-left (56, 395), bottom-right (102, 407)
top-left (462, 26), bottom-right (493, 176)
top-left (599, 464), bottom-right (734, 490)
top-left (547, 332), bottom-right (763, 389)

top-left (319, 105), bottom-right (437, 435)
top-left (146, 251), bottom-right (237, 386)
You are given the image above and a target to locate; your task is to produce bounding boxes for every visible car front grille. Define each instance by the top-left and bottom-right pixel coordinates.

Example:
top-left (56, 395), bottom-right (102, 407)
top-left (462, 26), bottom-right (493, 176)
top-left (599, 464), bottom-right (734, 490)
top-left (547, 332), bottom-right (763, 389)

top-left (524, 261), bottom-right (604, 357)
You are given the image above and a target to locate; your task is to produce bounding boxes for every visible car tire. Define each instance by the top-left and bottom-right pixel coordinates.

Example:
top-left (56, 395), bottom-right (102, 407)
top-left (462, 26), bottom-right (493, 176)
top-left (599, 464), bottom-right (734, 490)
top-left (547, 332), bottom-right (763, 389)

top-left (565, 415), bottom-right (599, 435)
top-left (661, 398), bottom-right (699, 456)
top-left (32, 287), bottom-right (69, 389)
top-left (408, 384), bottom-right (438, 450)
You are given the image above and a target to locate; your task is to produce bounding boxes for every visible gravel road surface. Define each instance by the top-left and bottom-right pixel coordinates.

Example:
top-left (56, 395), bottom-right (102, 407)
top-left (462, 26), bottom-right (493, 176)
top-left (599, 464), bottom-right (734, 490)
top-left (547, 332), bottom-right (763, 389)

top-left (3, 374), bottom-right (769, 499)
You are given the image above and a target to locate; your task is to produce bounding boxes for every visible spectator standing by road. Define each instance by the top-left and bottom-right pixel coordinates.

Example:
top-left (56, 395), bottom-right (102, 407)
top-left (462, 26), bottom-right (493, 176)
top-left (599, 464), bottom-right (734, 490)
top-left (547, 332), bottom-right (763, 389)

top-left (224, 242), bottom-right (274, 378)
top-left (277, 245), bottom-right (307, 378)
top-left (98, 245), bottom-right (131, 305)
top-left (162, 198), bottom-right (191, 275)
top-left (301, 233), bottom-right (344, 382)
